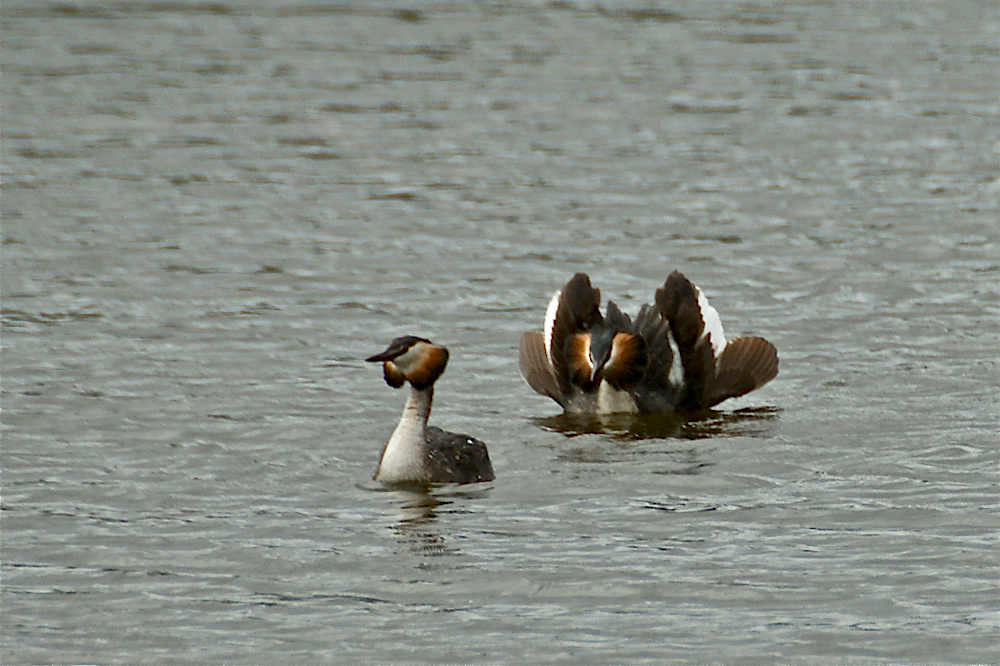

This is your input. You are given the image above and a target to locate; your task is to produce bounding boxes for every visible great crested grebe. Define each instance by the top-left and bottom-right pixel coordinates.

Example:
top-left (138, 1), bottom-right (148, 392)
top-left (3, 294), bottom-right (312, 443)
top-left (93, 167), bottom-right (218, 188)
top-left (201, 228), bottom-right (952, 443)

top-left (366, 336), bottom-right (494, 485)
top-left (519, 271), bottom-right (778, 414)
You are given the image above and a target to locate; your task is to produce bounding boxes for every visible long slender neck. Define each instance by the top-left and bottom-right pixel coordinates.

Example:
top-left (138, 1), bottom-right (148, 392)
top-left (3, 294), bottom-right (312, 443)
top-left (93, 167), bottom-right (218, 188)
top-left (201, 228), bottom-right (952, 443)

top-left (373, 385), bottom-right (434, 483)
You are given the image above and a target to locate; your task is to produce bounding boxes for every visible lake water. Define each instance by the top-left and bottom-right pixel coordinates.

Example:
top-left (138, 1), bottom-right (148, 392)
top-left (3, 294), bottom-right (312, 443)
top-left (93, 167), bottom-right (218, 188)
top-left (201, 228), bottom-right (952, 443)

top-left (3, 1), bottom-right (998, 663)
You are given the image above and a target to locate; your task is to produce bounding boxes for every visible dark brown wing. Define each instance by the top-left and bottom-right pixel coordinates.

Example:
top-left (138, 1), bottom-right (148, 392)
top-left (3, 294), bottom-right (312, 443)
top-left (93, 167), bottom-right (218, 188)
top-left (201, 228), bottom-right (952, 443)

top-left (519, 331), bottom-right (563, 405)
top-left (708, 337), bottom-right (778, 407)
top-left (655, 271), bottom-right (716, 410)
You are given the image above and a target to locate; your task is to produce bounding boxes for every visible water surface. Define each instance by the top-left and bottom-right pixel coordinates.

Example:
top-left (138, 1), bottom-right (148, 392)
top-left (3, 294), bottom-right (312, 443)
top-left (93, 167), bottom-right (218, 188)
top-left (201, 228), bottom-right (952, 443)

top-left (3, 1), bottom-right (998, 663)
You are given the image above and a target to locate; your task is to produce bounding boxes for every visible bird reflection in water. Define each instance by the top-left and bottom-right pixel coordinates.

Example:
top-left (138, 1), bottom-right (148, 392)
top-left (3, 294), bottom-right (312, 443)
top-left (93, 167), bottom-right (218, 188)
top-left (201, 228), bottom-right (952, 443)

top-left (536, 407), bottom-right (780, 474)
top-left (379, 484), bottom-right (493, 556)
top-left (535, 406), bottom-right (780, 440)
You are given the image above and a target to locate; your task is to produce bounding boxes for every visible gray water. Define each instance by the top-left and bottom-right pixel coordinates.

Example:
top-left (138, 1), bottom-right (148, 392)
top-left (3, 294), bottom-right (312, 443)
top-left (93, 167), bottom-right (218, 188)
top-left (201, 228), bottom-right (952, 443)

top-left (3, 1), bottom-right (998, 663)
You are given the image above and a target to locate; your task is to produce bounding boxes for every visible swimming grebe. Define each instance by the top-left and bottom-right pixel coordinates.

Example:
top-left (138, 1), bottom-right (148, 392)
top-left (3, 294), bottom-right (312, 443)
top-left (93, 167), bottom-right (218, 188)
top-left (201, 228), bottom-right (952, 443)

top-left (366, 336), bottom-right (494, 485)
top-left (519, 271), bottom-right (778, 414)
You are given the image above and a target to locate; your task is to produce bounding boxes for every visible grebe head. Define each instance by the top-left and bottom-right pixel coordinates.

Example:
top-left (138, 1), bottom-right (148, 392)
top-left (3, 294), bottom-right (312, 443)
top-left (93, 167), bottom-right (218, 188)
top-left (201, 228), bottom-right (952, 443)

top-left (586, 301), bottom-right (649, 389)
top-left (563, 325), bottom-right (633, 386)
top-left (588, 325), bottom-right (619, 383)
top-left (366, 336), bottom-right (449, 390)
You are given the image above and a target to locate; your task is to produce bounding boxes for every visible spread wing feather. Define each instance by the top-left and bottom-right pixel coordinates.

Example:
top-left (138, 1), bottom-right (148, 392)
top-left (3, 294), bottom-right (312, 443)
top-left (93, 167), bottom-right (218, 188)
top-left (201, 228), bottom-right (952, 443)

top-left (708, 336), bottom-right (778, 407)
top-left (519, 331), bottom-right (563, 405)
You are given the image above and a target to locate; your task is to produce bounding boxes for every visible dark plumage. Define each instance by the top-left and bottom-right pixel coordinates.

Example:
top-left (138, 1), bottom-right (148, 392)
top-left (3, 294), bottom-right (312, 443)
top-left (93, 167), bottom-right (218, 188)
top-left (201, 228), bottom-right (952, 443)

top-left (425, 427), bottom-right (495, 484)
top-left (656, 271), bottom-right (778, 410)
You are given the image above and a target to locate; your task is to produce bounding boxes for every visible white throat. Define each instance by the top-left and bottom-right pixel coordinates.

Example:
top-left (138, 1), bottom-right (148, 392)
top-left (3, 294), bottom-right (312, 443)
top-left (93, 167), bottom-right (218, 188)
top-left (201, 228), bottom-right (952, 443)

top-left (374, 386), bottom-right (433, 483)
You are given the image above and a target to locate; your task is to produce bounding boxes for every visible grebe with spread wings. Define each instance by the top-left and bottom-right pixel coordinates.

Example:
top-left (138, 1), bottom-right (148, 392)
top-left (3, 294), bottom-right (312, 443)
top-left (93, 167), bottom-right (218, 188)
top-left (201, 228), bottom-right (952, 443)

top-left (519, 272), bottom-right (778, 414)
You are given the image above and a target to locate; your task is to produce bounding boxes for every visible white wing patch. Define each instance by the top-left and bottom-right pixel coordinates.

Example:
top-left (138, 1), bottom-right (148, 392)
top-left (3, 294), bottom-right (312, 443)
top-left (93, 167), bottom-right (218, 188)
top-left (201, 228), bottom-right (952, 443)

top-left (543, 288), bottom-right (561, 367)
top-left (667, 330), bottom-right (684, 386)
top-left (694, 285), bottom-right (726, 358)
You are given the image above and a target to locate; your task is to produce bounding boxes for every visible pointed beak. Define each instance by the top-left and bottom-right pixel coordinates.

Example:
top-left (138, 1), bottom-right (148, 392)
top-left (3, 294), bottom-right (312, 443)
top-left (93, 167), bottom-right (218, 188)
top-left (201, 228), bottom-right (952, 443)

top-left (589, 361), bottom-right (602, 384)
top-left (365, 341), bottom-right (406, 363)
top-left (365, 349), bottom-right (395, 363)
